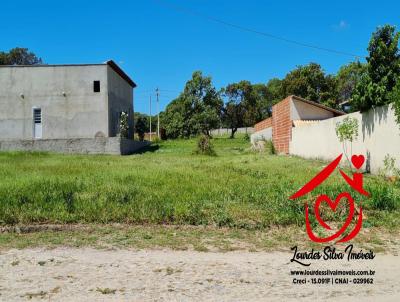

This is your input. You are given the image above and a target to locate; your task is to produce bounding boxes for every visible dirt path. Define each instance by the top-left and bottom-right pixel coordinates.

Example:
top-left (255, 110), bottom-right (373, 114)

top-left (0, 248), bottom-right (399, 301)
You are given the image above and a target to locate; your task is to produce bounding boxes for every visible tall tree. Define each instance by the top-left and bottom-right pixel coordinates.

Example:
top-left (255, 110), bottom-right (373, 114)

top-left (161, 71), bottom-right (222, 138)
top-left (336, 61), bottom-right (367, 104)
top-left (281, 63), bottom-right (337, 107)
top-left (222, 81), bottom-right (264, 138)
top-left (0, 47), bottom-right (42, 65)
top-left (252, 83), bottom-right (272, 119)
top-left (351, 25), bottom-right (400, 111)
top-left (265, 78), bottom-right (284, 105)
top-left (135, 116), bottom-right (147, 141)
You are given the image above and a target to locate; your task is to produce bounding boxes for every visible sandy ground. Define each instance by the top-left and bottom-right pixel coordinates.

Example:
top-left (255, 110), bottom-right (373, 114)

top-left (0, 248), bottom-right (399, 302)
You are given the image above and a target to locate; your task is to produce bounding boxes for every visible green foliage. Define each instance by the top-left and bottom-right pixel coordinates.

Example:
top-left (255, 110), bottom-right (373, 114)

top-left (335, 116), bottom-right (359, 143)
top-left (366, 183), bottom-right (399, 211)
top-left (0, 47), bottom-right (42, 65)
top-left (388, 78), bottom-right (400, 127)
top-left (135, 116), bottom-right (146, 141)
top-left (134, 112), bottom-right (157, 134)
top-left (119, 112), bottom-right (129, 138)
top-left (161, 71), bottom-right (222, 138)
top-left (194, 134), bottom-right (216, 156)
top-left (379, 154), bottom-right (400, 180)
top-left (0, 138), bottom-right (398, 228)
top-left (222, 81), bottom-right (250, 138)
top-left (265, 78), bottom-right (284, 105)
top-left (335, 116), bottom-right (359, 169)
top-left (336, 61), bottom-right (367, 104)
top-left (222, 80), bottom-right (272, 138)
top-left (351, 25), bottom-right (400, 112)
top-left (281, 62), bottom-right (338, 107)
top-left (265, 139), bottom-right (276, 155)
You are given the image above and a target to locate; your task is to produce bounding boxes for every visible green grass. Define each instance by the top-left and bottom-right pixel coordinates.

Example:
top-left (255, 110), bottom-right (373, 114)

top-left (0, 135), bottom-right (399, 230)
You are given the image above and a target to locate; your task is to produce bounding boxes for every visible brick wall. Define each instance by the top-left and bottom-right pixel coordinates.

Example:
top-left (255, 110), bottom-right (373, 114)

top-left (254, 117), bottom-right (272, 132)
top-left (272, 96), bottom-right (292, 154)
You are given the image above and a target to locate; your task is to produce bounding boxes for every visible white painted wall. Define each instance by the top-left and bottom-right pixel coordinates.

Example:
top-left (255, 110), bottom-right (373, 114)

top-left (250, 127), bottom-right (272, 144)
top-left (290, 104), bottom-right (400, 174)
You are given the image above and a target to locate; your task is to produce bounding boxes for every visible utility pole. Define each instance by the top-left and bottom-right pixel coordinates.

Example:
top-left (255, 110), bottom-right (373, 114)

top-left (149, 95), bottom-right (152, 141)
top-left (156, 87), bottom-right (160, 138)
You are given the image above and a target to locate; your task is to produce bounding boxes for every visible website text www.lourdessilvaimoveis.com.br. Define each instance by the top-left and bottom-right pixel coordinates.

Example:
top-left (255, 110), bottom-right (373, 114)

top-left (290, 269), bottom-right (375, 285)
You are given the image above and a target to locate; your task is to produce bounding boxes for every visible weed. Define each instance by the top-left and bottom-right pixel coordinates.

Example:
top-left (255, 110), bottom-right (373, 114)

top-left (194, 134), bottom-right (216, 156)
top-left (96, 287), bottom-right (116, 294)
top-left (0, 136), bottom-right (398, 229)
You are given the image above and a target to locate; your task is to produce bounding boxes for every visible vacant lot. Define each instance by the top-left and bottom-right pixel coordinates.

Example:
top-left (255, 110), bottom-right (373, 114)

top-left (1, 136), bottom-right (399, 301)
top-left (0, 136), bottom-right (399, 230)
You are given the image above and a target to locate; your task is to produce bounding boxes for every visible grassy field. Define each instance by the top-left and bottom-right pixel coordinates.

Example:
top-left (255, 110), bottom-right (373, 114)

top-left (0, 135), bottom-right (399, 232)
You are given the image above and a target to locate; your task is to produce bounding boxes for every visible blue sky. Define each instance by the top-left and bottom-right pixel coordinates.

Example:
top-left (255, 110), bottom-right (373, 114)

top-left (1, 0), bottom-right (399, 113)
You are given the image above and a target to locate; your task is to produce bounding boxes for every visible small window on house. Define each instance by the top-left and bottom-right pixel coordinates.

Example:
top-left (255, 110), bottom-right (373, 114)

top-left (93, 81), bottom-right (100, 92)
top-left (33, 108), bottom-right (42, 124)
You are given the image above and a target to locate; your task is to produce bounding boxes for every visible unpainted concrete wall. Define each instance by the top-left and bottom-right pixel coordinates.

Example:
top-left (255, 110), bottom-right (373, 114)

top-left (290, 104), bottom-right (400, 174)
top-left (291, 99), bottom-right (334, 120)
top-left (0, 65), bottom-right (109, 139)
top-left (0, 138), bottom-right (150, 155)
top-left (107, 66), bottom-right (134, 138)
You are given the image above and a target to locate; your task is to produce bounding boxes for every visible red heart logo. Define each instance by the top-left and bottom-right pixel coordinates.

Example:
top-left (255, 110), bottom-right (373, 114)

top-left (314, 192), bottom-right (355, 232)
top-left (351, 155), bottom-right (365, 169)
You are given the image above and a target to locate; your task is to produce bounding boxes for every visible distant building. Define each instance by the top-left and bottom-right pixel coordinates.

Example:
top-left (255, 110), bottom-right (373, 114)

top-left (0, 60), bottom-right (148, 154)
top-left (251, 95), bottom-right (345, 154)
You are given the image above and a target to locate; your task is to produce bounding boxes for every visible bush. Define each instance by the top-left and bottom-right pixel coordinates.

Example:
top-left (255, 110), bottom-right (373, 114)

top-left (194, 135), bottom-right (216, 156)
top-left (119, 112), bottom-right (129, 138)
top-left (265, 139), bottom-right (276, 155)
top-left (367, 183), bottom-right (399, 211)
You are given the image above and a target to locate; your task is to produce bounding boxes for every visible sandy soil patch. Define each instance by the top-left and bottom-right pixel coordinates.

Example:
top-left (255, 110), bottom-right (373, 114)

top-left (0, 248), bottom-right (399, 301)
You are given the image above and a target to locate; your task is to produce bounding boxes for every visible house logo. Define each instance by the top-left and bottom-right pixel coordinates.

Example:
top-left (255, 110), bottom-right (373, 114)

top-left (290, 154), bottom-right (369, 243)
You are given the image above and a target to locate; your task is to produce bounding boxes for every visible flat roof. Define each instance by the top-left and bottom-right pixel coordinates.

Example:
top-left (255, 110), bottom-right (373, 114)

top-left (0, 60), bottom-right (136, 88)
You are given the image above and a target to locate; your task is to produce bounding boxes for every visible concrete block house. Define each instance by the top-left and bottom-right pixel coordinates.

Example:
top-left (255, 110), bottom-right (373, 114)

top-left (251, 95), bottom-right (344, 154)
top-left (0, 60), bottom-right (148, 154)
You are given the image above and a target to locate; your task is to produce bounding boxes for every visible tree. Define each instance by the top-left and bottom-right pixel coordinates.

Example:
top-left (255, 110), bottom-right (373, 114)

top-left (134, 112), bottom-right (157, 134)
top-left (281, 63), bottom-right (338, 107)
top-left (119, 112), bottom-right (129, 138)
top-left (252, 83), bottom-right (272, 119)
top-left (222, 81), bottom-right (253, 138)
top-left (388, 78), bottom-right (400, 128)
top-left (336, 61), bottom-right (367, 104)
top-left (135, 116), bottom-right (147, 141)
top-left (161, 71), bottom-right (222, 138)
top-left (265, 78), bottom-right (284, 105)
top-left (351, 25), bottom-right (400, 111)
top-left (335, 117), bottom-right (359, 170)
top-left (222, 100), bottom-right (246, 139)
top-left (0, 47), bottom-right (42, 65)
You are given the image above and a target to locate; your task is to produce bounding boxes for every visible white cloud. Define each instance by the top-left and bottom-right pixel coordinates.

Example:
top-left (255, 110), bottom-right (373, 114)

top-left (332, 20), bottom-right (349, 31)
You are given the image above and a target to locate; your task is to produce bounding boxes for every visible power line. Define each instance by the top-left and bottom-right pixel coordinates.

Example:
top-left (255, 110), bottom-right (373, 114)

top-left (153, 0), bottom-right (364, 59)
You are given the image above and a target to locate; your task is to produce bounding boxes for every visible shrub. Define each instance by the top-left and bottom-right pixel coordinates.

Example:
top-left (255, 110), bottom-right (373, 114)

top-left (194, 135), bottom-right (216, 156)
top-left (119, 112), bottom-right (129, 138)
top-left (367, 183), bottom-right (399, 211)
top-left (335, 116), bottom-right (359, 169)
top-left (265, 139), bottom-right (276, 155)
top-left (379, 154), bottom-right (400, 181)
